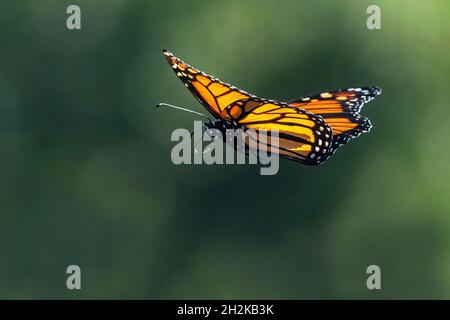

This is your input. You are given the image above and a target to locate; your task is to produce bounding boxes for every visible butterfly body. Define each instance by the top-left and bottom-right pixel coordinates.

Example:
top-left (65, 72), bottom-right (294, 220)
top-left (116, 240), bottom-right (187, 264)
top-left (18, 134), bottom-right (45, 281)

top-left (161, 50), bottom-right (381, 166)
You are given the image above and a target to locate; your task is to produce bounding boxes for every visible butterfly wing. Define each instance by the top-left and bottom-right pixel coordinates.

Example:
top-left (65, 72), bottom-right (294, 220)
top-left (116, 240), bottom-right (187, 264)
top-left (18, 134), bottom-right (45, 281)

top-left (287, 87), bottom-right (381, 153)
top-left (163, 50), bottom-right (254, 118)
top-left (223, 98), bottom-right (334, 165)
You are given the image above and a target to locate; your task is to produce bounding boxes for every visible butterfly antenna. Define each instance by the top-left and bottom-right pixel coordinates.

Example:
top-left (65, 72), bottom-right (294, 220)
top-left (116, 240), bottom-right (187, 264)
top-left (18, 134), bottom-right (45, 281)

top-left (155, 103), bottom-right (210, 120)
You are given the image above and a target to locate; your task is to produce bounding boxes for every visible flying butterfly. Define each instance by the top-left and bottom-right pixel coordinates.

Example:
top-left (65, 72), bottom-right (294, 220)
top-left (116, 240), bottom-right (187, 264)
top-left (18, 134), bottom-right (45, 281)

top-left (157, 50), bottom-right (381, 165)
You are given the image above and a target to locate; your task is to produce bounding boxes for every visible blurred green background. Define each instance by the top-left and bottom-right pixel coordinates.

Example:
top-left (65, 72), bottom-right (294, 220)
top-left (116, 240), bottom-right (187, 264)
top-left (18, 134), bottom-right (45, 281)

top-left (1, 0), bottom-right (449, 299)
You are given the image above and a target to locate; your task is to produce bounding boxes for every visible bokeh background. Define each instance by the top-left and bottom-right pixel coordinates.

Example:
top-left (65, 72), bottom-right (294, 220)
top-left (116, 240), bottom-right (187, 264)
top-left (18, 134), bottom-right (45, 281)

top-left (1, 0), bottom-right (449, 299)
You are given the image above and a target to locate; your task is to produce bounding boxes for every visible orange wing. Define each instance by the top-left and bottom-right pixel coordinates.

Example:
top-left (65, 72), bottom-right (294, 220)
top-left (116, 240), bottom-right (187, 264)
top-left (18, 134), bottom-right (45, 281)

top-left (287, 87), bottom-right (381, 153)
top-left (223, 98), bottom-right (334, 165)
top-left (163, 50), bottom-right (254, 119)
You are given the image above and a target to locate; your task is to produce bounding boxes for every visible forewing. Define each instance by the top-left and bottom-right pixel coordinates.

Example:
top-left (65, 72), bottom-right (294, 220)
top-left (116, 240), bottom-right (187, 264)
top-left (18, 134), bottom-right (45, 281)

top-left (163, 50), bottom-right (254, 118)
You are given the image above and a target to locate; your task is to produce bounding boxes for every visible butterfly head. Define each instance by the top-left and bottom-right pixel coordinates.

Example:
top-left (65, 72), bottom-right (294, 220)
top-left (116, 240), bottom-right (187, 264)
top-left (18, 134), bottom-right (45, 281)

top-left (204, 119), bottom-right (233, 134)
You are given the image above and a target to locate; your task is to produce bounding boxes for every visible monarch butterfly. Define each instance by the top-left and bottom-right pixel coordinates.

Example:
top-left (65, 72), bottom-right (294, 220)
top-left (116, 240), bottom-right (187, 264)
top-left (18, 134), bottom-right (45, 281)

top-left (158, 49), bottom-right (381, 165)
